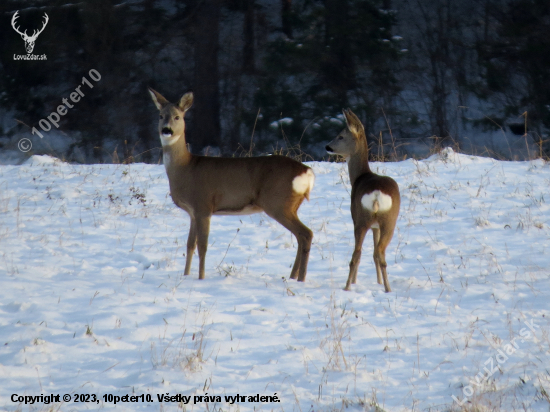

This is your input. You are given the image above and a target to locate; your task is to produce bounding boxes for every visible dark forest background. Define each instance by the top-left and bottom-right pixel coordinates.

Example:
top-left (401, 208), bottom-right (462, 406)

top-left (0, 0), bottom-right (549, 163)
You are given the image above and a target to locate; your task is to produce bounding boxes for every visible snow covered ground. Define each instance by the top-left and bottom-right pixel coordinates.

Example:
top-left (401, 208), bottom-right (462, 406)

top-left (1, 149), bottom-right (549, 411)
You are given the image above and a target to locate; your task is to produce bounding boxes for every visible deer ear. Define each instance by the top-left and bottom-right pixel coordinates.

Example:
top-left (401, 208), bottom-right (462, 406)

top-left (148, 87), bottom-right (169, 110)
top-left (178, 92), bottom-right (194, 112)
top-left (343, 108), bottom-right (364, 137)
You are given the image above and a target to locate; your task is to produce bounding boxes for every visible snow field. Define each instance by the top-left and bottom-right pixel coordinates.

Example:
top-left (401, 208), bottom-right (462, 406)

top-left (0, 149), bottom-right (549, 411)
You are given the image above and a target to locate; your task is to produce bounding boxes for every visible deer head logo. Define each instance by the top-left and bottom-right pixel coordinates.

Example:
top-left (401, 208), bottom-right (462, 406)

top-left (11, 11), bottom-right (49, 54)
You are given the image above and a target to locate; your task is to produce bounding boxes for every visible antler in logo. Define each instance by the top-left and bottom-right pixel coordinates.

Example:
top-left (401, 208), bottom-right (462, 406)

top-left (11, 11), bottom-right (49, 54)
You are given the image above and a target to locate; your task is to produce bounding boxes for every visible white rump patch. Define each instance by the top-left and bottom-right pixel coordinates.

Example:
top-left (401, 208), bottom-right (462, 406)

top-left (292, 169), bottom-right (315, 196)
top-left (361, 190), bottom-right (392, 213)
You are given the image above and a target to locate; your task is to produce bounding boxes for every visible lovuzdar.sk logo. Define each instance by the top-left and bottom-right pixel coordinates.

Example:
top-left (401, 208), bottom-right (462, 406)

top-left (12, 10), bottom-right (48, 61)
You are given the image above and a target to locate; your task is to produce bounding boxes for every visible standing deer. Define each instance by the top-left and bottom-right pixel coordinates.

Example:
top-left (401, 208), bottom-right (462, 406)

top-left (149, 88), bottom-right (314, 281)
top-left (11, 11), bottom-right (49, 54)
top-left (326, 109), bottom-right (400, 292)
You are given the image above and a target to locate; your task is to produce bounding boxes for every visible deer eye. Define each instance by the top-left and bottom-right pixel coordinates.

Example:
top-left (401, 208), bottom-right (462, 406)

top-left (159, 114), bottom-right (164, 119)
top-left (175, 116), bottom-right (180, 120)
top-left (338, 136), bottom-right (344, 140)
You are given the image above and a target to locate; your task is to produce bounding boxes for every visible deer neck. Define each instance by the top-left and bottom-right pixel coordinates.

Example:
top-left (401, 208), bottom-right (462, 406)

top-left (162, 131), bottom-right (192, 172)
top-left (347, 138), bottom-right (371, 186)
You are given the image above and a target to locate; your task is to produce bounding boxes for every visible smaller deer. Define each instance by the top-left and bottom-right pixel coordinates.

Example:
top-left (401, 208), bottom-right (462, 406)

top-left (149, 88), bottom-right (314, 282)
top-left (326, 109), bottom-right (400, 292)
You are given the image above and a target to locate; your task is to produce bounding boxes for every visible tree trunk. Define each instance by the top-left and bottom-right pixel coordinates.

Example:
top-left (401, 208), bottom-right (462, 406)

top-left (281, 0), bottom-right (293, 39)
top-left (324, 0), bottom-right (354, 108)
top-left (193, 0), bottom-right (221, 150)
top-left (243, 0), bottom-right (255, 73)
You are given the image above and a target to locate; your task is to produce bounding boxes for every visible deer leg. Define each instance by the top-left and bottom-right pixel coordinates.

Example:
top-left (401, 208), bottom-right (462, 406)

top-left (294, 218), bottom-right (313, 282)
top-left (184, 218), bottom-right (197, 276)
top-left (268, 211), bottom-right (312, 282)
top-left (288, 218), bottom-right (312, 282)
top-left (375, 226), bottom-right (394, 293)
top-left (195, 215), bottom-right (211, 280)
top-left (372, 227), bottom-right (383, 284)
top-left (346, 225), bottom-right (367, 291)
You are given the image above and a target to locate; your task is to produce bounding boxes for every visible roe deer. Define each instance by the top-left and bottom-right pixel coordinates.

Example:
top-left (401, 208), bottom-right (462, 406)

top-left (149, 88), bottom-right (314, 281)
top-left (326, 109), bottom-right (400, 292)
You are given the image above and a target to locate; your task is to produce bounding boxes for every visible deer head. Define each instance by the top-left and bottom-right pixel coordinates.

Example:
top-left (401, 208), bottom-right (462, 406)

top-left (148, 87), bottom-right (194, 147)
top-left (325, 109), bottom-right (366, 158)
top-left (12, 11), bottom-right (49, 54)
